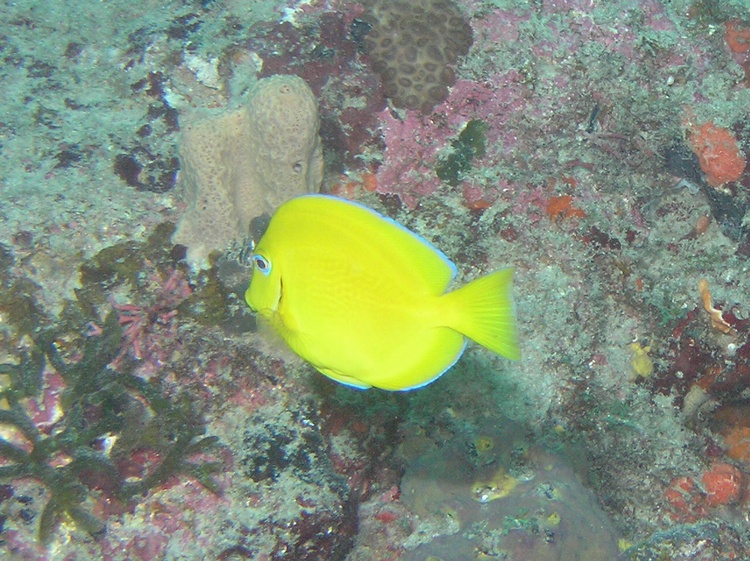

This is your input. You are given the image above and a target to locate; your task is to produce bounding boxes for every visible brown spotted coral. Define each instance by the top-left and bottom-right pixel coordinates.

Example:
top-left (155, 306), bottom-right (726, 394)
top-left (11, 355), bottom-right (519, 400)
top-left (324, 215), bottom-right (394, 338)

top-left (362, 0), bottom-right (473, 113)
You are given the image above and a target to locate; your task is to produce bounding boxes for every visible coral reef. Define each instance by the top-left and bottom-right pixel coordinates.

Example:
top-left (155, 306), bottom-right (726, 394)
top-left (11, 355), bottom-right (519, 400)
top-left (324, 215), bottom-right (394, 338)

top-left (648, 279), bottom-right (750, 410)
top-left (5, 0), bottom-right (750, 558)
top-left (172, 75), bottom-right (323, 266)
top-left (0, 230), bottom-right (231, 546)
top-left (0, 309), bottom-right (221, 543)
top-left (435, 119), bottom-right (487, 187)
top-left (372, 72), bottom-right (531, 208)
top-left (397, 417), bottom-right (621, 560)
top-left (724, 19), bottom-right (750, 85)
top-left (112, 71), bottom-right (181, 194)
top-left (362, 0), bottom-right (473, 113)
top-left (0, 218), bottom-right (387, 559)
top-left (623, 521), bottom-right (746, 560)
top-left (229, 403), bottom-right (357, 561)
top-left (244, 11), bottom-right (387, 175)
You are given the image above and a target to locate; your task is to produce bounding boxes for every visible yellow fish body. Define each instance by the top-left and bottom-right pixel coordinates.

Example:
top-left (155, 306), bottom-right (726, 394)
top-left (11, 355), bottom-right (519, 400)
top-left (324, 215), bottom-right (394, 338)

top-left (245, 195), bottom-right (519, 391)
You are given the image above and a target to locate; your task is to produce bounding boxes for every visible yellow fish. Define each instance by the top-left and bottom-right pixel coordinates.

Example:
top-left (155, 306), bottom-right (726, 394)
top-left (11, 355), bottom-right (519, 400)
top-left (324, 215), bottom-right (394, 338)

top-left (245, 195), bottom-right (519, 391)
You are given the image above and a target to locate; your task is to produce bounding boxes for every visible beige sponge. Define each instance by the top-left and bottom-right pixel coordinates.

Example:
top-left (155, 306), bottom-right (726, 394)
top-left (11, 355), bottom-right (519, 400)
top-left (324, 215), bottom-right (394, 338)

top-left (173, 75), bottom-right (323, 266)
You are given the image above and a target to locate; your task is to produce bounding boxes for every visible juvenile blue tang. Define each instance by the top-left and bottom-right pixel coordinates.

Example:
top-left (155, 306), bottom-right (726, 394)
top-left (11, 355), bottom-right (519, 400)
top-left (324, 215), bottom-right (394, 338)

top-left (245, 195), bottom-right (519, 391)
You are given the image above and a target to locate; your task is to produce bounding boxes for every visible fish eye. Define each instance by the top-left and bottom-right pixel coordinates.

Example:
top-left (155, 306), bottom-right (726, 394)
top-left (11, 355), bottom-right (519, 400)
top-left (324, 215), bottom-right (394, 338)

top-left (252, 254), bottom-right (271, 275)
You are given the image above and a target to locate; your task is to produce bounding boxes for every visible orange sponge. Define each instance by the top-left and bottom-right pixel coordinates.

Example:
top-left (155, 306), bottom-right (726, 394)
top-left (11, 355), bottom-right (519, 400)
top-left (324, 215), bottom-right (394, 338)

top-left (687, 121), bottom-right (746, 187)
top-left (725, 20), bottom-right (750, 54)
top-left (701, 462), bottom-right (744, 507)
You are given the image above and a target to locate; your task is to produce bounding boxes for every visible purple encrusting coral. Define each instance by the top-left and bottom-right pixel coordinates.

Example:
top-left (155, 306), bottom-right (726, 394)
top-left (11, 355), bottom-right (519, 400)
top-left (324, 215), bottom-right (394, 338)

top-left (1, 0), bottom-right (750, 560)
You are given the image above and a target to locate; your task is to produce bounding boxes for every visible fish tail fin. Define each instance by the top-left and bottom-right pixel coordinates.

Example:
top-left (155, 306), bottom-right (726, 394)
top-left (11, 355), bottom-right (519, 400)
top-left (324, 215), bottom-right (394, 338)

top-left (442, 268), bottom-right (520, 360)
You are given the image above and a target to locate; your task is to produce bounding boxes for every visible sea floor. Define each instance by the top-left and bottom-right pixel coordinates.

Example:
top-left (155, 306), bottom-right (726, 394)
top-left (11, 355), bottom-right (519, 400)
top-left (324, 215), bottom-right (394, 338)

top-left (1, 0), bottom-right (750, 560)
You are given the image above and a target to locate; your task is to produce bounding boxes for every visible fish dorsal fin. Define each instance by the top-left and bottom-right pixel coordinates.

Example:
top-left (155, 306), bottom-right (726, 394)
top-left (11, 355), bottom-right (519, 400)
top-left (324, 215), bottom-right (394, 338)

top-left (278, 195), bottom-right (457, 294)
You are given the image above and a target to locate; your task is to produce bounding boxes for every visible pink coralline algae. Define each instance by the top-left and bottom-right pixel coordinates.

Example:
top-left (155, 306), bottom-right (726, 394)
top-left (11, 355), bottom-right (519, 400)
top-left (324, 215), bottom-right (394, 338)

top-left (373, 0), bottom-right (709, 210)
top-left (109, 267), bottom-right (192, 375)
top-left (374, 74), bottom-right (530, 208)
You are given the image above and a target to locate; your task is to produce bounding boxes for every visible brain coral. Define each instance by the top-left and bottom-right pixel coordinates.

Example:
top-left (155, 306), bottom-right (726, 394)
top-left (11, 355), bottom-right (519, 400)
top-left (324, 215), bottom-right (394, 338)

top-left (363, 0), bottom-right (473, 113)
top-left (173, 75), bottom-right (323, 266)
